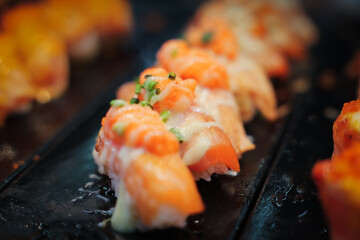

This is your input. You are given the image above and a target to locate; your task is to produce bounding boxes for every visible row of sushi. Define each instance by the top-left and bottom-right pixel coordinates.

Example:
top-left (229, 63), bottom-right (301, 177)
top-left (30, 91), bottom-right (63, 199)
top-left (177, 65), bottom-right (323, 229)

top-left (313, 100), bottom-right (360, 240)
top-left (0, 0), bottom-right (133, 125)
top-left (92, 0), bottom-right (318, 232)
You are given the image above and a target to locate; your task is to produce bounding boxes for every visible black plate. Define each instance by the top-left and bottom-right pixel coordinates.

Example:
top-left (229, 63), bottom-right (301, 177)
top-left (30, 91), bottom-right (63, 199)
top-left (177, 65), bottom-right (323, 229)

top-left (0, 0), bottom-right (359, 239)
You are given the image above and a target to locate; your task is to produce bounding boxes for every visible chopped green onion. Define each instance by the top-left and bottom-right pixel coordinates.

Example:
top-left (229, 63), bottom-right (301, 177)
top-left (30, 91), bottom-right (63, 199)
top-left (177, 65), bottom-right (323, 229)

top-left (148, 89), bottom-right (158, 102)
top-left (113, 122), bottom-right (127, 135)
top-left (144, 74), bottom-right (152, 79)
top-left (169, 128), bottom-right (184, 143)
top-left (148, 81), bottom-right (159, 91)
top-left (135, 84), bottom-right (142, 94)
top-left (155, 88), bottom-right (161, 95)
top-left (143, 79), bottom-right (157, 91)
top-left (110, 99), bottom-right (127, 107)
top-left (202, 31), bottom-right (213, 44)
top-left (130, 98), bottom-right (140, 104)
top-left (160, 110), bottom-right (171, 123)
top-left (140, 101), bottom-right (153, 109)
top-left (171, 49), bottom-right (178, 57)
top-left (168, 72), bottom-right (176, 80)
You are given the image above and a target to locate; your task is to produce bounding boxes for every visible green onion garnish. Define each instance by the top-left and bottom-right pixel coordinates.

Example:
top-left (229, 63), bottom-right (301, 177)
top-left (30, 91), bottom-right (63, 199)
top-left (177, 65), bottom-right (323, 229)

top-left (169, 128), bottom-right (184, 143)
top-left (171, 49), bottom-right (178, 57)
top-left (168, 72), bottom-right (176, 80)
top-left (140, 101), bottom-right (154, 109)
top-left (113, 122), bottom-right (127, 135)
top-left (130, 98), bottom-right (140, 104)
top-left (160, 110), bottom-right (171, 123)
top-left (110, 99), bottom-right (127, 107)
top-left (148, 89), bottom-right (157, 102)
top-left (135, 84), bottom-right (142, 95)
top-left (148, 81), bottom-right (159, 91)
top-left (144, 74), bottom-right (152, 79)
top-left (202, 31), bottom-right (213, 44)
top-left (155, 88), bottom-right (161, 95)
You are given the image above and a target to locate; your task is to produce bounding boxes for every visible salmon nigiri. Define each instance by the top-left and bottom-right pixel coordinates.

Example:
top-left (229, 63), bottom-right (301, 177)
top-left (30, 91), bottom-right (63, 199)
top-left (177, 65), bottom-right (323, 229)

top-left (156, 39), bottom-right (229, 89)
top-left (93, 103), bottom-right (203, 231)
top-left (117, 68), bottom-right (241, 180)
top-left (185, 15), bottom-right (278, 122)
top-left (193, 0), bottom-right (289, 78)
top-left (312, 143), bottom-right (360, 240)
top-left (2, 3), bottom-right (69, 102)
top-left (156, 42), bottom-right (255, 155)
top-left (0, 34), bottom-right (34, 125)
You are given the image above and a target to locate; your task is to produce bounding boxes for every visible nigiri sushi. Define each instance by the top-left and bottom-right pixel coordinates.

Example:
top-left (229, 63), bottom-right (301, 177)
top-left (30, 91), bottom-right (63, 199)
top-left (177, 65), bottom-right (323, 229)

top-left (333, 100), bottom-right (360, 156)
top-left (93, 103), bottom-right (204, 231)
top-left (312, 143), bottom-right (360, 240)
top-left (0, 34), bottom-right (34, 125)
top-left (185, 16), bottom-right (278, 121)
top-left (193, 0), bottom-right (289, 78)
top-left (2, 3), bottom-right (69, 102)
top-left (156, 40), bottom-right (255, 154)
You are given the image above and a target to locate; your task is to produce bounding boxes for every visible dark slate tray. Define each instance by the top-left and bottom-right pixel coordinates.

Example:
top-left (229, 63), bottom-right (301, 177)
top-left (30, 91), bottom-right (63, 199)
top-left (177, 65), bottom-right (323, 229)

top-left (0, 0), bottom-right (359, 239)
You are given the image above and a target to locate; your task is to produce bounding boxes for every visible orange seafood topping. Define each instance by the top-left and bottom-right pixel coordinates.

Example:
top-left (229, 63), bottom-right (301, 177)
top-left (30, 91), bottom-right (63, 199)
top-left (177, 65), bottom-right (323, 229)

top-left (185, 17), bottom-right (238, 59)
top-left (102, 104), bottom-right (179, 156)
top-left (313, 142), bottom-right (360, 200)
top-left (138, 67), bottom-right (197, 113)
top-left (157, 39), bottom-right (229, 89)
top-left (125, 153), bottom-right (204, 225)
top-left (333, 100), bottom-right (360, 155)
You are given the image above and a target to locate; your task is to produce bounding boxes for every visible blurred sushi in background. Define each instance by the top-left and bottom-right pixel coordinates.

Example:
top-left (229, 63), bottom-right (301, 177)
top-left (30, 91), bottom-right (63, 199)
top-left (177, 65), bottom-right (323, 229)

top-left (0, 0), bottom-right (133, 126)
top-left (313, 100), bottom-right (360, 240)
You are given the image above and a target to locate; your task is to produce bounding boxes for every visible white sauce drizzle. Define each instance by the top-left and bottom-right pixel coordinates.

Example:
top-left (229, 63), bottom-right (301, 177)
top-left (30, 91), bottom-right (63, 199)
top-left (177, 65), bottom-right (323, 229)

top-left (183, 136), bottom-right (212, 165)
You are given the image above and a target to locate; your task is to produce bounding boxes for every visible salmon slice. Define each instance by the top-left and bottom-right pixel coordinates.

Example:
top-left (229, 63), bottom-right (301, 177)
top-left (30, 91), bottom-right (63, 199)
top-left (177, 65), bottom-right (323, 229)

top-left (194, 87), bottom-right (255, 156)
top-left (218, 55), bottom-right (278, 122)
top-left (116, 81), bottom-right (136, 102)
top-left (193, 0), bottom-right (290, 78)
top-left (99, 104), bottom-right (179, 156)
top-left (124, 153), bottom-right (204, 228)
top-left (185, 16), bottom-right (238, 60)
top-left (137, 67), bottom-right (197, 113)
top-left (157, 39), bottom-right (229, 89)
top-left (175, 107), bottom-right (239, 181)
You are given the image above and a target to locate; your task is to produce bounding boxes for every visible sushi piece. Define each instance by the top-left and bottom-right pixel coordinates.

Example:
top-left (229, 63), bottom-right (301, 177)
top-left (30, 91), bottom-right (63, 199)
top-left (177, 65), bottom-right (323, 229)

top-left (185, 16), bottom-right (278, 121)
top-left (219, 55), bottom-right (278, 122)
top-left (132, 67), bottom-right (241, 180)
top-left (2, 3), bottom-right (69, 102)
top-left (74, 0), bottom-right (133, 38)
top-left (157, 40), bottom-right (255, 154)
top-left (333, 100), bottom-right (360, 156)
top-left (194, 87), bottom-right (255, 155)
top-left (41, 0), bottom-right (100, 60)
top-left (185, 17), bottom-right (238, 60)
top-left (93, 103), bottom-right (204, 231)
top-left (193, 0), bottom-right (289, 78)
top-left (312, 143), bottom-right (360, 240)
top-left (156, 39), bottom-right (229, 90)
top-left (0, 34), bottom-right (34, 125)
